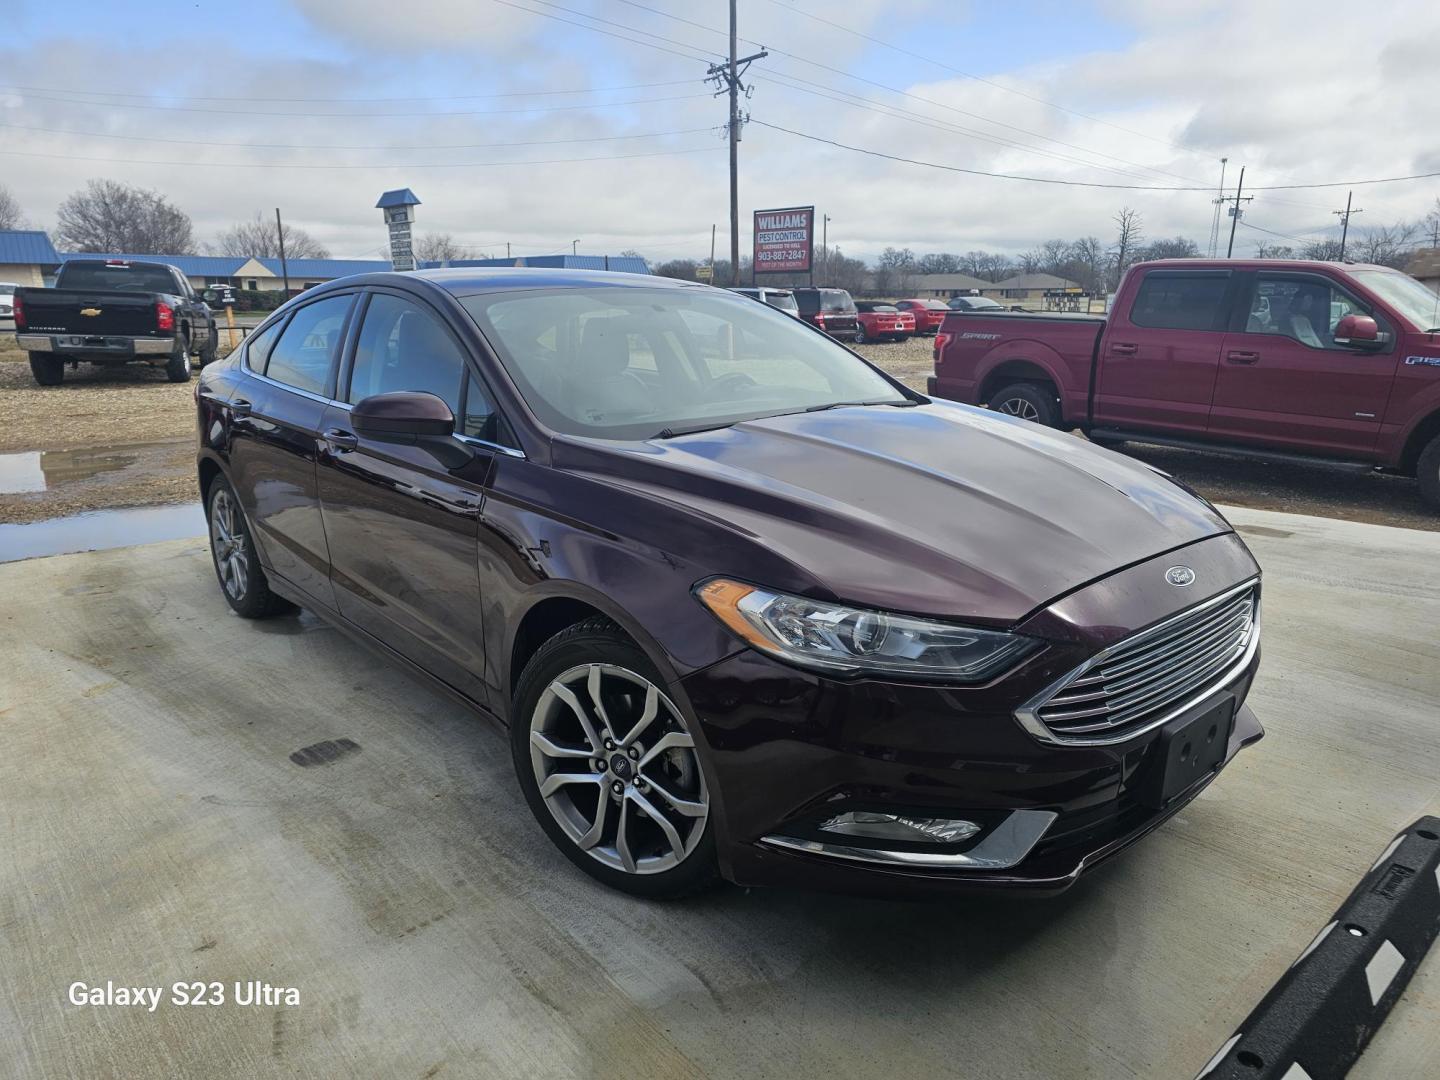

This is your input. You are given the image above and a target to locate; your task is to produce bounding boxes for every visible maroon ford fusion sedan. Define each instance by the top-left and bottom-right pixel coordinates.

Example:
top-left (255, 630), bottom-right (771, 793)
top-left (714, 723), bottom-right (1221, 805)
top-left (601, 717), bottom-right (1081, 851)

top-left (195, 268), bottom-right (1262, 899)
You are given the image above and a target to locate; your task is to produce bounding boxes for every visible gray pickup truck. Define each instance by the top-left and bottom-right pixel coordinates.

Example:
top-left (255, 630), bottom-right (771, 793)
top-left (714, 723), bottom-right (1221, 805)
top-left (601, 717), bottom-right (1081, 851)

top-left (14, 258), bottom-right (219, 385)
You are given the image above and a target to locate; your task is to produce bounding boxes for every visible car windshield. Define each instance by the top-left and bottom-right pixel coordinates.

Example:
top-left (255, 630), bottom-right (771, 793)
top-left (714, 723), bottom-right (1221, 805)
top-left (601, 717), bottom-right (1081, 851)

top-left (766, 293), bottom-right (799, 313)
top-left (819, 289), bottom-right (855, 313)
top-left (922, 299), bottom-right (949, 310)
top-left (869, 304), bottom-right (898, 313)
top-left (957, 296), bottom-right (1001, 310)
top-left (0, 285), bottom-right (15, 297)
top-left (461, 286), bottom-right (908, 440)
top-left (58, 263), bottom-right (176, 293)
top-left (1348, 269), bottom-right (1440, 330)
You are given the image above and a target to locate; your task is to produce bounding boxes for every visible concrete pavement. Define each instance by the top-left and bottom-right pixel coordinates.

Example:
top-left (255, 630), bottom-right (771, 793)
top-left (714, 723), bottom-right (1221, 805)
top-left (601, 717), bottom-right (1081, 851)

top-left (1, 505), bottom-right (1437, 1079)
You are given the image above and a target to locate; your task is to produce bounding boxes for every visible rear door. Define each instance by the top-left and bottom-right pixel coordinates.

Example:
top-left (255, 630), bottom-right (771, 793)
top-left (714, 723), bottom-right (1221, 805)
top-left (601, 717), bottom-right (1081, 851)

top-left (1092, 269), bottom-right (1233, 435)
top-left (227, 292), bottom-right (356, 607)
top-left (316, 289), bottom-right (500, 703)
top-left (1208, 270), bottom-right (1398, 457)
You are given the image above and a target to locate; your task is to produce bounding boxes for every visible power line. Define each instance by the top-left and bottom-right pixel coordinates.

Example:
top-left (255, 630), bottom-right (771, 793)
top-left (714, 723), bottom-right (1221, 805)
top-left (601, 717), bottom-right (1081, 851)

top-left (750, 0), bottom-right (1199, 155)
top-left (606, 0), bottom-right (1210, 185)
top-left (0, 145), bottom-right (724, 170)
top-left (758, 73), bottom-right (1199, 186)
top-left (0, 121), bottom-right (717, 152)
top-left (489, 0), bottom-right (720, 62)
top-left (10, 88), bottom-right (712, 119)
top-left (0, 79), bottom-right (695, 104)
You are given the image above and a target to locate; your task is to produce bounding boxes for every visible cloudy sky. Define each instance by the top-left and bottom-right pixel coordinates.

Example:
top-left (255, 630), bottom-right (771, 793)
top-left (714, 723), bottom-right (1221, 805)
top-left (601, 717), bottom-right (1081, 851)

top-left (3, 0), bottom-right (1438, 264)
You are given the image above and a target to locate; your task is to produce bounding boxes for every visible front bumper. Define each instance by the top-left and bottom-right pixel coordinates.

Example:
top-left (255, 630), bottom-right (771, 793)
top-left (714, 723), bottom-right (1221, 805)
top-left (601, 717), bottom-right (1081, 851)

top-left (678, 531), bottom-right (1263, 897)
top-left (16, 333), bottom-right (173, 357)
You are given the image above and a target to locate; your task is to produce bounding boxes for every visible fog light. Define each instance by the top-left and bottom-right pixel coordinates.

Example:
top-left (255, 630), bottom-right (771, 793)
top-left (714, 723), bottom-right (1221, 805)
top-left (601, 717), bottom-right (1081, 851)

top-left (818, 811), bottom-right (981, 844)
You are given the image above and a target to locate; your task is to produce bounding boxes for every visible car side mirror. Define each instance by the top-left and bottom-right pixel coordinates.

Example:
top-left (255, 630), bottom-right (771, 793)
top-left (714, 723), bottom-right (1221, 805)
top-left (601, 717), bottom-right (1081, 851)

top-left (1334, 313), bottom-right (1387, 349)
top-left (351, 391), bottom-right (474, 469)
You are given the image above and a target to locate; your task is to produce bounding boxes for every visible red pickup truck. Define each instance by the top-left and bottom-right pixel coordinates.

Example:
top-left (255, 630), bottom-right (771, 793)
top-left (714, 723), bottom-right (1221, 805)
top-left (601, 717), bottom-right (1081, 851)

top-left (929, 259), bottom-right (1440, 508)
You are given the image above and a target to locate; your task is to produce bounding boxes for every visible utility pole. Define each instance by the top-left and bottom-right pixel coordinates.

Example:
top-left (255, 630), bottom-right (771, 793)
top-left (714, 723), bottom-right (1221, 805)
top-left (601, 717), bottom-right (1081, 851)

top-left (709, 223), bottom-right (716, 276)
top-left (1223, 167), bottom-right (1252, 258)
top-left (1334, 191), bottom-right (1363, 261)
top-left (706, 3), bottom-right (766, 288)
top-left (506, 242), bottom-right (511, 259)
top-left (822, 214), bottom-right (830, 283)
top-left (1208, 157), bottom-right (1228, 258)
top-left (274, 207), bottom-right (291, 295)
top-left (572, 239), bottom-right (580, 256)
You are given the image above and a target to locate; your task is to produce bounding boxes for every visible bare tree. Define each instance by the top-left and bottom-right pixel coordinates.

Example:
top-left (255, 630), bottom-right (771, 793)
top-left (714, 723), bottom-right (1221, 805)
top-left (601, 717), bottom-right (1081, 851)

top-left (1111, 207), bottom-right (1145, 288)
top-left (1141, 236), bottom-right (1200, 261)
top-left (214, 211), bottom-right (329, 259)
top-left (56, 179), bottom-right (194, 253)
top-left (1254, 243), bottom-right (1295, 259)
top-left (1300, 238), bottom-right (1344, 261)
top-left (917, 252), bottom-right (960, 274)
top-left (0, 185), bottom-right (25, 230)
top-left (874, 247), bottom-right (917, 295)
top-left (654, 258), bottom-right (700, 281)
top-left (1066, 236), bottom-right (1105, 293)
top-left (1348, 223), bottom-right (1419, 268)
top-left (414, 233), bottom-right (470, 264)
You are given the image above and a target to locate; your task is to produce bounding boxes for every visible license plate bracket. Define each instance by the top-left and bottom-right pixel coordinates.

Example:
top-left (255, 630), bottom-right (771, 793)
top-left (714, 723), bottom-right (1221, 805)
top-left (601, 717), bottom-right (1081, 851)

top-left (1136, 698), bottom-right (1234, 810)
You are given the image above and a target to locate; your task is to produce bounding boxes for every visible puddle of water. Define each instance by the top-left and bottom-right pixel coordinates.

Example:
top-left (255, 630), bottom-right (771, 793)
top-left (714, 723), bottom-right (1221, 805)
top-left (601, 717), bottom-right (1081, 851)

top-left (0, 444), bottom-right (153, 494)
top-left (0, 503), bottom-right (205, 563)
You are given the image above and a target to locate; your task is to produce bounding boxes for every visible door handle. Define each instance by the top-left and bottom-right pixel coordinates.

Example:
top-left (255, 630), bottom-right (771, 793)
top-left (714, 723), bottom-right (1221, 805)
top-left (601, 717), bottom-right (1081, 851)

top-left (1226, 350), bottom-right (1259, 364)
top-left (323, 427), bottom-right (359, 452)
top-left (229, 398), bottom-right (252, 418)
top-left (1110, 342), bottom-right (1138, 355)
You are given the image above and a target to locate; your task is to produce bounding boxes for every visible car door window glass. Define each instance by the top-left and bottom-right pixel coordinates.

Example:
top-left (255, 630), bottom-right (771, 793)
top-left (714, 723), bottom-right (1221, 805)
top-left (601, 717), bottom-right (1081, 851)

top-left (245, 320), bottom-right (281, 373)
top-left (264, 295), bottom-right (351, 394)
top-left (460, 371), bottom-right (517, 447)
top-left (1246, 276), bottom-right (1366, 350)
top-left (348, 294), bottom-right (465, 415)
top-left (1129, 274), bottom-right (1229, 331)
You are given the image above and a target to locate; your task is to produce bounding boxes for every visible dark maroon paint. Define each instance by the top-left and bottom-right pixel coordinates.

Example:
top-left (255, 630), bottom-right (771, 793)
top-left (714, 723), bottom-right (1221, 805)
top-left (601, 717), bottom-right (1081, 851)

top-left (196, 268), bottom-right (1263, 895)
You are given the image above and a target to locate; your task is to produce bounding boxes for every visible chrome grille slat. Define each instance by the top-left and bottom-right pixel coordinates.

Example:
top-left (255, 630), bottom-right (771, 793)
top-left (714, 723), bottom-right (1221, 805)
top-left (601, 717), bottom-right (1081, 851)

top-left (1027, 582), bottom-right (1259, 742)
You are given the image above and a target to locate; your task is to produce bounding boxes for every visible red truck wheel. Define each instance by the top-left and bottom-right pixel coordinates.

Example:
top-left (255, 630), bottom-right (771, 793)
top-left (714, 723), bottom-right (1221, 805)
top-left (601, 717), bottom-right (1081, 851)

top-left (988, 382), bottom-right (1058, 427)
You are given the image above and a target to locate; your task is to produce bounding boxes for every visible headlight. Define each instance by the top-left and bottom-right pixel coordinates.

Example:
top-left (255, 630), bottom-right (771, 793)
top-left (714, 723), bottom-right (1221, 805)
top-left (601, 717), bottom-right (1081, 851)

top-left (695, 579), bottom-right (1039, 682)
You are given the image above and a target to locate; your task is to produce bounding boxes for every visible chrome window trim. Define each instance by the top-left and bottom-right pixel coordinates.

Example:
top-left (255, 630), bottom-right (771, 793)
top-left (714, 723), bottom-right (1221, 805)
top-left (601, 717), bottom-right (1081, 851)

top-left (1015, 577), bottom-right (1261, 748)
top-left (759, 809), bottom-right (1056, 870)
top-left (243, 366), bottom-right (334, 406)
top-left (454, 433), bottom-right (526, 459)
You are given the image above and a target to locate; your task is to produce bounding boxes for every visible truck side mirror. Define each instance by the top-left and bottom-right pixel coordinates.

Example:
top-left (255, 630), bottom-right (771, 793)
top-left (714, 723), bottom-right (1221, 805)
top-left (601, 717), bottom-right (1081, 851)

top-left (1333, 313), bottom-right (1387, 348)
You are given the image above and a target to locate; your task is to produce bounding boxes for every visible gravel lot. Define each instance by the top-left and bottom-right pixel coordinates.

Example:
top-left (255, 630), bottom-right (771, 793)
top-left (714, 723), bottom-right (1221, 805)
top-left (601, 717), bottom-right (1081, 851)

top-left (2, 332), bottom-right (1436, 531)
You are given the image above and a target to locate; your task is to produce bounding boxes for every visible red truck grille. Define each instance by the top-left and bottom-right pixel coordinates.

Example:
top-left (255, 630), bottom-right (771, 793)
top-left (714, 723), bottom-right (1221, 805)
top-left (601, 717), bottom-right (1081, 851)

top-left (1021, 582), bottom-right (1259, 744)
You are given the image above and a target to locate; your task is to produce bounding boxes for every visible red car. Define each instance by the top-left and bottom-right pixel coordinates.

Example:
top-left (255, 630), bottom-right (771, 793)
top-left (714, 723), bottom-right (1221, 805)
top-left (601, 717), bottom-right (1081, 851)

top-left (854, 302), bottom-right (915, 343)
top-left (929, 258), bottom-right (1440, 509)
top-left (895, 298), bottom-right (950, 335)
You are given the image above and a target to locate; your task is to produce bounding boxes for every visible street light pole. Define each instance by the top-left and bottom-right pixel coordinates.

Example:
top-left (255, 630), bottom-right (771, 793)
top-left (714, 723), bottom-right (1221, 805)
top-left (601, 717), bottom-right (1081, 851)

top-left (1225, 166), bottom-right (1246, 259)
top-left (275, 207), bottom-right (291, 295)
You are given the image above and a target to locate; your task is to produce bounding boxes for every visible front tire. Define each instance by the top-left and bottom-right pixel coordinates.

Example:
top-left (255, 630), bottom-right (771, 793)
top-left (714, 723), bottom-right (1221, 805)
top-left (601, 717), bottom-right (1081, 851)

top-left (1418, 433), bottom-right (1440, 511)
top-left (987, 381), bottom-right (1059, 427)
top-left (511, 617), bottom-right (718, 899)
top-left (854, 324), bottom-right (869, 344)
top-left (207, 477), bottom-right (293, 618)
top-left (28, 351), bottom-right (64, 386)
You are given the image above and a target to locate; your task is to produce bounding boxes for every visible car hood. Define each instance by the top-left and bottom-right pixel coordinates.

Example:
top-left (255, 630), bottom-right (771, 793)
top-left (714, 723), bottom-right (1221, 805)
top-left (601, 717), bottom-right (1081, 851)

top-left (559, 401), bottom-right (1233, 625)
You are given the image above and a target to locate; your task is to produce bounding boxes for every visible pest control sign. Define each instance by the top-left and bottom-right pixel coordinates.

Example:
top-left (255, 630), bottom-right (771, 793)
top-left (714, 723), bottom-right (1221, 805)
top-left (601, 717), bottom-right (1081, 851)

top-left (753, 205), bottom-right (814, 274)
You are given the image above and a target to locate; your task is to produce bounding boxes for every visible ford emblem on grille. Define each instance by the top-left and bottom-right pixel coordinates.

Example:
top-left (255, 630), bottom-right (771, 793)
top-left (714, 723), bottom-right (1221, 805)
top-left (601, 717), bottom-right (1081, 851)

top-left (1165, 566), bottom-right (1196, 587)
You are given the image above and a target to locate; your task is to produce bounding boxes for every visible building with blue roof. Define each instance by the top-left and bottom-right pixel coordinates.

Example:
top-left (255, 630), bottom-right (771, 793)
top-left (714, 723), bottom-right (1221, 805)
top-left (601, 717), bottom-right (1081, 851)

top-left (0, 230), bottom-right (648, 297)
top-left (0, 230), bottom-right (61, 286)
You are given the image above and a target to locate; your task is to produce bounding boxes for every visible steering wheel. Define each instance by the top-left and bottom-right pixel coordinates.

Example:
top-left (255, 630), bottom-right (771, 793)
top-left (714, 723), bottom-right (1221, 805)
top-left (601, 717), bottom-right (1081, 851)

top-left (710, 372), bottom-right (761, 396)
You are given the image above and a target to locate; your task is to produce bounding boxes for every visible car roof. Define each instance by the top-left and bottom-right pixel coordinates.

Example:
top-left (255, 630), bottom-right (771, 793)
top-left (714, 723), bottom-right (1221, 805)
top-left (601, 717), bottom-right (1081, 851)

top-left (303, 266), bottom-right (704, 299)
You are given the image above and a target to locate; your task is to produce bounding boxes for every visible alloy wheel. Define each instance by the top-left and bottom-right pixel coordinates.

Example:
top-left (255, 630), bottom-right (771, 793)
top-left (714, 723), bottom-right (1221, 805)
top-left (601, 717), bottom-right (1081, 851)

top-left (209, 489), bottom-right (250, 601)
top-left (997, 396), bottom-right (1041, 422)
top-left (528, 663), bottom-right (709, 875)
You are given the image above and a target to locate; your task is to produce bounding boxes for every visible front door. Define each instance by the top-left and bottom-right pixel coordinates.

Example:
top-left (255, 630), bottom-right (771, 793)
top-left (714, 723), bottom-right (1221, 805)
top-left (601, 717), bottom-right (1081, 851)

top-left (1208, 271), bottom-right (1398, 457)
top-left (1092, 269), bottom-right (1233, 435)
top-left (316, 290), bottom-right (496, 703)
top-left (226, 293), bottom-right (355, 607)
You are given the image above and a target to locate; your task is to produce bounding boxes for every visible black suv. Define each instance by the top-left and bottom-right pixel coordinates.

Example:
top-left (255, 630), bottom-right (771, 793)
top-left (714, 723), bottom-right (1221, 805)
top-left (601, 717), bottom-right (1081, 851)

top-left (791, 287), bottom-right (859, 341)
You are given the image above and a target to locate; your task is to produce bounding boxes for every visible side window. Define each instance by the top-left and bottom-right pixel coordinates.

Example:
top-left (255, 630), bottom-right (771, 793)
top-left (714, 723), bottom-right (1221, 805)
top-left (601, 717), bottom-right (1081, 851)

top-left (1245, 276), bottom-right (1366, 350)
top-left (245, 320), bottom-right (281, 372)
top-left (460, 371), bottom-right (516, 447)
top-left (1129, 274), bottom-right (1230, 331)
top-left (347, 294), bottom-right (465, 416)
top-left (264, 295), bottom-right (352, 395)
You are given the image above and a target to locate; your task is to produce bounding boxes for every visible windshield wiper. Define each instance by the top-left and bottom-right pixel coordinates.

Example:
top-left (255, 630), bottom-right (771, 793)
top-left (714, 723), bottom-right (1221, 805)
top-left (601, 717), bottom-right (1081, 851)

top-left (804, 398), bottom-right (919, 412)
top-left (654, 419), bottom-right (744, 439)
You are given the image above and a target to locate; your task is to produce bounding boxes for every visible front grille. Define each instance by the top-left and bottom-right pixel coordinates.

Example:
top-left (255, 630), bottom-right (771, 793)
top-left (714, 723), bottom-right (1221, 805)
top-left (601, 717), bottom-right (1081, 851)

top-left (1024, 582), bottom-right (1258, 743)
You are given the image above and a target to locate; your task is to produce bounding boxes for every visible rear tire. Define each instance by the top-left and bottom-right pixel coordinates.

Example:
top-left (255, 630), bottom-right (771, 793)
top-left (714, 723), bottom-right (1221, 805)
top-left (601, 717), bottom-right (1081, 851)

top-left (199, 326), bottom-right (218, 367)
top-left (206, 476), bottom-right (294, 618)
top-left (165, 337), bottom-right (192, 382)
top-left (987, 381), bottom-right (1059, 427)
top-left (855, 324), bottom-right (869, 344)
top-left (1418, 434), bottom-right (1440, 512)
top-left (28, 351), bottom-right (64, 386)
